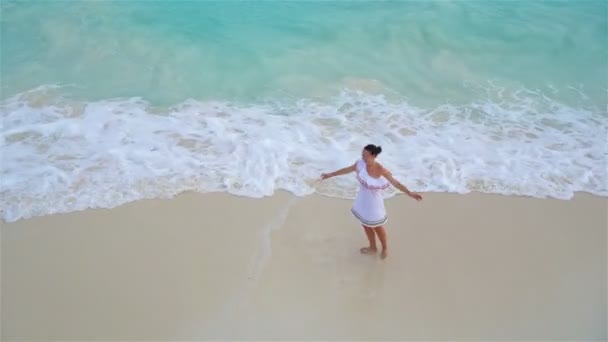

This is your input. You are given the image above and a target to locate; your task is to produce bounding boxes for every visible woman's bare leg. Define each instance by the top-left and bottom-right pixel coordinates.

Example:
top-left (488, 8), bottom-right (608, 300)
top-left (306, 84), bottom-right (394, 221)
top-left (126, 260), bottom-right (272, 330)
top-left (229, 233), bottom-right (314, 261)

top-left (360, 226), bottom-right (377, 254)
top-left (374, 226), bottom-right (388, 259)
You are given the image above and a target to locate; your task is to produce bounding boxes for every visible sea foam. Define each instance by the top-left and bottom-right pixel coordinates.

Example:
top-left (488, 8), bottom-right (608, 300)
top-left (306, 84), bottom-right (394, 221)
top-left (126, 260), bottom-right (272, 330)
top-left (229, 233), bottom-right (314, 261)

top-left (1, 85), bottom-right (606, 222)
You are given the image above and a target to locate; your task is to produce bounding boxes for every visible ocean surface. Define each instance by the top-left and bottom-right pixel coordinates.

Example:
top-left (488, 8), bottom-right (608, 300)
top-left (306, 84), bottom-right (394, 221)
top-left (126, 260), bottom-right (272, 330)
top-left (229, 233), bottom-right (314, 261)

top-left (1, 1), bottom-right (607, 222)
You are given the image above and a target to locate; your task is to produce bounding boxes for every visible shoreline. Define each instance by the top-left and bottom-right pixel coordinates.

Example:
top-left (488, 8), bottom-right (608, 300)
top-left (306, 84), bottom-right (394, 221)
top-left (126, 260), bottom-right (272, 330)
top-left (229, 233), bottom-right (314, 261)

top-left (2, 190), bottom-right (606, 225)
top-left (2, 192), bottom-right (606, 340)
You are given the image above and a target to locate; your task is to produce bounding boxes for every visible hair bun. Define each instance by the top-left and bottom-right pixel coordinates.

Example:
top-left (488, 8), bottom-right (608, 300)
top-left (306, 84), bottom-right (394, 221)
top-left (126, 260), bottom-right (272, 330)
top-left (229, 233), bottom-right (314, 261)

top-left (364, 143), bottom-right (383, 156)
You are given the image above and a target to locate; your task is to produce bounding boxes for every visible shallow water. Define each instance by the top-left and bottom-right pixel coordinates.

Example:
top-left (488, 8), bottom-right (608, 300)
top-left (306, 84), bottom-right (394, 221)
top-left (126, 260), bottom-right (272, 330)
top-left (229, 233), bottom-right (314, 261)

top-left (1, 1), bottom-right (607, 221)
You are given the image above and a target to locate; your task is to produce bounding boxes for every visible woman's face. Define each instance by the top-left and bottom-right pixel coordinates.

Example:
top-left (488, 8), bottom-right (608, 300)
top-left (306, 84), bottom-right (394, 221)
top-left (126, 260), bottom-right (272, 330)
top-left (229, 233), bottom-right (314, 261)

top-left (362, 148), bottom-right (375, 164)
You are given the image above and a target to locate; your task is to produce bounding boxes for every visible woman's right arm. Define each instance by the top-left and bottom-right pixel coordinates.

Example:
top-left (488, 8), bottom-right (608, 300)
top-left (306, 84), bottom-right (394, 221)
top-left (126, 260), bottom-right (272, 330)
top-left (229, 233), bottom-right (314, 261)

top-left (320, 162), bottom-right (357, 180)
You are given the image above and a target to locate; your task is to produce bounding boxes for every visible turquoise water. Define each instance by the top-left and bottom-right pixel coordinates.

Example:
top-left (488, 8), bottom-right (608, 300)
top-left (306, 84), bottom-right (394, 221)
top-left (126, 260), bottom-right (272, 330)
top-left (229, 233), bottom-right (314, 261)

top-left (1, 1), bottom-right (607, 221)
top-left (2, 1), bottom-right (607, 105)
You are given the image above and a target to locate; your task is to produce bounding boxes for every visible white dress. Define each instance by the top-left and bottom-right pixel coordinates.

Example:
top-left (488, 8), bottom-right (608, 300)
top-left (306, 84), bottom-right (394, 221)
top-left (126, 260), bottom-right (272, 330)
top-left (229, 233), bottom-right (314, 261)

top-left (351, 159), bottom-right (390, 228)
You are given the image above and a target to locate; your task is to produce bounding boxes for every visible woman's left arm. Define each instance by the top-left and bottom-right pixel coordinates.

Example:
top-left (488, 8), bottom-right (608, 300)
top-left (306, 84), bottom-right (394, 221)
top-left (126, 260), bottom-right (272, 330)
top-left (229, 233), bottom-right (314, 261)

top-left (382, 168), bottom-right (423, 201)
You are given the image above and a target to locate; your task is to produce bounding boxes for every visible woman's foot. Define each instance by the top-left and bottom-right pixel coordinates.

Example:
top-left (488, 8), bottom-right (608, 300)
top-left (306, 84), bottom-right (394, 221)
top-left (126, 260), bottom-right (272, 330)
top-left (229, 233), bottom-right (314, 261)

top-left (360, 246), bottom-right (377, 254)
top-left (380, 249), bottom-right (388, 259)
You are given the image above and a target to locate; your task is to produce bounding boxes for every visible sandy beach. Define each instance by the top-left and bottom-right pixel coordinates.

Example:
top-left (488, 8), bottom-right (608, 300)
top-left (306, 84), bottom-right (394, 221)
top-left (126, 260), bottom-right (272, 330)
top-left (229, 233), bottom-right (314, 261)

top-left (1, 192), bottom-right (606, 340)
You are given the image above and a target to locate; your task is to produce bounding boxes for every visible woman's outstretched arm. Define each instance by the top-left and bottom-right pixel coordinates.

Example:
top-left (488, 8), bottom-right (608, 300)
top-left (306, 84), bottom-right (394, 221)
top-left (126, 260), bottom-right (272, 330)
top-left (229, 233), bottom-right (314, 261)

top-left (320, 162), bottom-right (357, 180)
top-left (382, 168), bottom-right (423, 201)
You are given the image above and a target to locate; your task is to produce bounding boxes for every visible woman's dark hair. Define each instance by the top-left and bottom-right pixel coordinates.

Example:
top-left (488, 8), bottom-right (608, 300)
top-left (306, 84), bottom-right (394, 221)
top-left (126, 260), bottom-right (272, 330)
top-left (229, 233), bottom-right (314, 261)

top-left (364, 144), bottom-right (382, 156)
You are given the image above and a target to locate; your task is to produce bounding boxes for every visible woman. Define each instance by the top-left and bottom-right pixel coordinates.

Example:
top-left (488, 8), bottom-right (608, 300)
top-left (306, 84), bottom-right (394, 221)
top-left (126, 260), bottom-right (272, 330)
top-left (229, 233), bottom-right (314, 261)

top-left (320, 144), bottom-right (422, 259)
